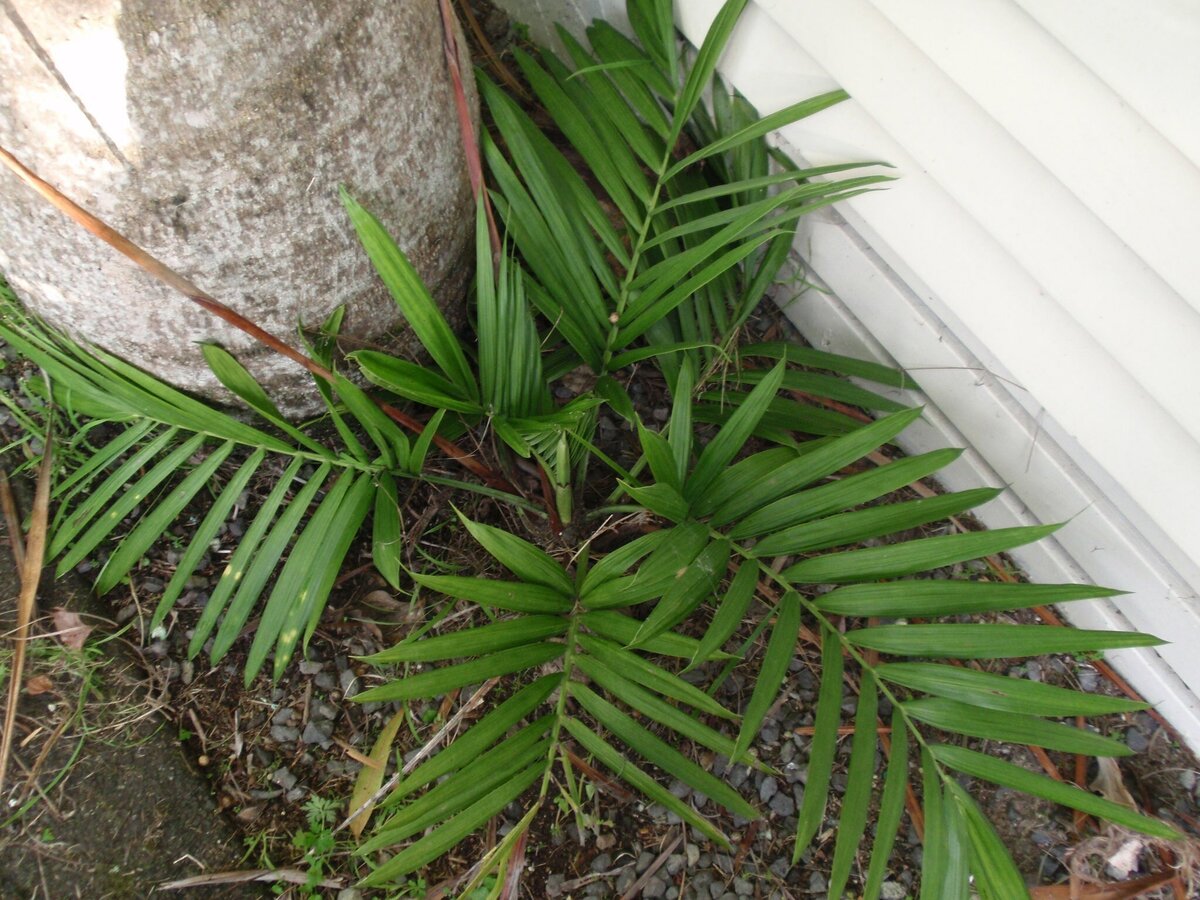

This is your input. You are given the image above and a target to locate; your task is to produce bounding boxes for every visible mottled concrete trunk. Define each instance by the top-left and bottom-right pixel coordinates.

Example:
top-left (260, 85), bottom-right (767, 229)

top-left (0, 0), bottom-right (476, 412)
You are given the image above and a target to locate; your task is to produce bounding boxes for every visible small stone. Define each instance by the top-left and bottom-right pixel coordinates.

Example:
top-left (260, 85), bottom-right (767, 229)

top-left (545, 873), bottom-right (565, 897)
top-left (769, 857), bottom-right (790, 879)
top-left (270, 767), bottom-right (297, 790)
top-left (733, 877), bottom-right (753, 896)
top-left (299, 660), bottom-right (323, 675)
top-left (636, 851), bottom-right (655, 873)
top-left (591, 853), bottom-right (612, 873)
top-left (285, 787), bottom-right (306, 802)
top-left (339, 668), bottom-right (359, 698)
top-left (302, 720), bottom-right (333, 747)
top-left (1077, 669), bottom-right (1099, 692)
top-left (880, 883), bottom-right (908, 900)
top-left (1126, 729), bottom-right (1150, 753)
top-left (686, 843), bottom-right (700, 867)
top-left (315, 672), bottom-right (336, 691)
top-left (758, 776), bottom-right (778, 803)
top-left (669, 779), bottom-right (691, 799)
top-left (769, 792), bottom-right (795, 817)
top-left (643, 876), bottom-right (667, 899)
top-left (272, 707), bottom-right (296, 726)
top-left (708, 883), bottom-right (724, 899)
top-left (270, 725), bottom-right (300, 743)
top-left (808, 871), bottom-right (827, 893)
top-left (729, 766), bottom-right (750, 789)
top-left (666, 854), bottom-right (685, 876)
top-left (616, 869), bottom-right (637, 893)
top-left (713, 853), bottom-right (733, 874)
top-left (760, 723), bottom-right (779, 744)
top-left (336, 890), bottom-right (362, 900)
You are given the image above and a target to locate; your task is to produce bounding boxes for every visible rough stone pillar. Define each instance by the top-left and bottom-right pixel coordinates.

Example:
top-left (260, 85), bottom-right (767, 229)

top-left (0, 0), bottom-right (476, 412)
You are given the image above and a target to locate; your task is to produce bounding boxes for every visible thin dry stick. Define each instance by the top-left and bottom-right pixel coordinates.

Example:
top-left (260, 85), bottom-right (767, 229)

top-left (332, 676), bottom-right (500, 834)
top-left (0, 145), bottom-right (520, 495)
top-left (0, 470), bottom-right (25, 572)
top-left (0, 432), bottom-right (52, 794)
top-left (437, 0), bottom-right (501, 258)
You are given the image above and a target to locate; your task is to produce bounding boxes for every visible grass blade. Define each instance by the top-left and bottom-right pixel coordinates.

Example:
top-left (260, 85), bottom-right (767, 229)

top-left (457, 511), bottom-right (574, 594)
top-left (572, 683), bottom-right (758, 818)
top-left (876, 662), bottom-right (1148, 716)
top-left (862, 710), bottom-right (908, 900)
top-left (372, 473), bottom-right (403, 589)
top-left (793, 625), bottom-right (844, 862)
top-left (686, 360), bottom-right (785, 503)
top-left (563, 718), bottom-right (729, 847)
top-left (362, 617), bottom-right (568, 664)
top-left (95, 440), bottom-right (235, 594)
top-left (783, 524), bottom-right (1062, 584)
top-left (848, 624), bottom-right (1164, 659)
top-left (353, 643), bottom-right (565, 703)
top-left (152, 447), bottom-right (265, 631)
top-left (817, 580), bottom-right (1126, 617)
top-left (931, 744), bottom-right (1180, 839)
top-left (733, 591), bottom-right (800, 760)
top-left (689, 562), bottom-right (757, 668)
top-left (410, 573), bottom-right (571, 613)
top-left (827, 673), bottom-right (880, 898)
top-left (188, 456), bottom-right (305, 657)
top-left (944, 781), bottom-right (1030, 899)
top-left (341, 190), bottom-right (478, 398)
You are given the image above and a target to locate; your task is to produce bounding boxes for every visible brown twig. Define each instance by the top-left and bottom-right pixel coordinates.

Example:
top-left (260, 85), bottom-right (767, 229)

top-left (0, 434), bottom-right (52, 794)
top-left (437, 0), bottom-right (501, 259)
top-left (453, 0), bottom-right (531, 102)
top-left (0, 144), bottom-right (522, 495)
top-left (0, 470), bottom-right (25, 572)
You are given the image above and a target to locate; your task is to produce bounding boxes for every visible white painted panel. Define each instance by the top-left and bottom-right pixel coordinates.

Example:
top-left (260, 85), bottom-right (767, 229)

top-left (675, 0), bottom-right (1200, 600)
top-left (1014, 0), bottom-right (1200, 171)
top-left (870, 0), bottom-right (1200, 318)
top-left (673, 1), bottom-right (1200, 750)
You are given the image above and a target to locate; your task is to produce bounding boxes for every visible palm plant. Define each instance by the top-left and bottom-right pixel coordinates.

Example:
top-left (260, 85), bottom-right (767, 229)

top-left (0, 0), bottom-right (1183, 895)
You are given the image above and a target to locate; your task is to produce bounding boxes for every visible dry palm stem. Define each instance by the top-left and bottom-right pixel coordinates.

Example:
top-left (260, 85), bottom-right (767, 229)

top-left (0, 434), bottom-right (53, 794)
top-left (0, 145), bottom-right (520, 497)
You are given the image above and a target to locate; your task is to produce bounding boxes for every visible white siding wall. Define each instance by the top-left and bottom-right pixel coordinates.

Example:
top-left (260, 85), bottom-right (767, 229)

top-left (494, 0), bottom-right (1200, 752)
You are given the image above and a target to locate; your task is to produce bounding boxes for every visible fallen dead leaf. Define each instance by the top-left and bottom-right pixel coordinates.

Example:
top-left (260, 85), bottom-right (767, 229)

top-left (24, 674), bottom-right (53, 696)
top-left (1091, 757), bottom-right (1139, 812)
top-left (51, 608), bottom-right (92, 650)
top-left (1029, 869), bottom-right (1176, 899)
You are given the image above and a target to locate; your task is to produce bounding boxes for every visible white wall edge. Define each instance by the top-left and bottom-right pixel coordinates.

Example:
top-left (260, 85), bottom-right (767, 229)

top-left (780, 209), bottom-right (1200, 755)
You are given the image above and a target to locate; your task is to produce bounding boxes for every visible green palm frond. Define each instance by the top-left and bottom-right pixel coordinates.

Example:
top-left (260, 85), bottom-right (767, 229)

top-left (481, 1), bottom-right (891, 386)
top-left (0, 301), bottom-right (400, 683)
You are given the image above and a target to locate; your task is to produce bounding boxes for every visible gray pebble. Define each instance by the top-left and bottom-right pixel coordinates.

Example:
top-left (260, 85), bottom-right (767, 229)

top-left (339, 668), bottom-right (359, 698)
top-left (707, 883), bottom-right (724, 899)
top-left (666, 888), bottom-right (679, 900)
top-left (733, 877), bottom-right (753, 896)
top-left (315, 672), bottom-right (336, 691)
top-left (336, 890), bottom-right (363, 900)
top-left (591, 853), bottom-right (612, 873)
top-left (770, 792), bottom-right (795, 817)
top-left (270, 767), bottom-right (297, 790)
top-left (637, 851), bottom-right (655, 873)
top-left (666, 854), bottom-right (685, 876)
top-left (643, 876), bottom-right (667, 898)
top-left (1127, 729), bottom-right (1150, 753)
top-left (729, 766), bottom-right (750, 790)
top-left (616, 869), bottom-right (637, 893)
top-left (545, 873), bottom-right (565, 897)
top-left (302, 720), bottom-right (333, 748)
top-left (809, 871), bottom-right (827, 893)
top-left (299, 660), bottom-right (323, 675)
top-left (713, 853), bottom-right (733, 874)
top-left (1077, 669), bottom-right (1099, 691)
top-left (686, 843), bottom-right (700, 866)
top-left (759, 776), bottom-right (778, 803)
top-left (760, 723), bottom-right (780, 744)
top-left (272, 707), bottom-right (295, 726)
top-left (880, 883), bottom-right (908, 900)
top-left (270, 725), bottom-right (300, 743)
top-left (285, 787), bottom-right (306, 802)
top-left (670, 779), bottom-right (691, 799)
